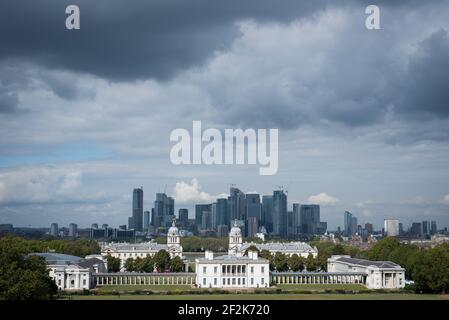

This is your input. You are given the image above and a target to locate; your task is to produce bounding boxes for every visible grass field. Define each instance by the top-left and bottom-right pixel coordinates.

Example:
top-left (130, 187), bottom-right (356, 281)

top-left (276, 284), bottom-right (368, 291)
top-left (96, 285), bottom-right (192, 292)
top-left (95, 283), bottom-right (367, 293)
top-left (67, 293), bottom-right (449, 300)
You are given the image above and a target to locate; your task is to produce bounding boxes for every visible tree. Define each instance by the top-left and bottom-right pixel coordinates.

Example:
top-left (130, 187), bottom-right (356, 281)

top-left (106, 255), bottom-right (121, 273)
top-left (0, 237), bottom-right (57, 300)
top-left (153, 250), bottom-right (171, 272)
top-left (288, 254), bottom-right (305, 272)
top-left (414, 244), bottom-right (449, 293)
top-left (273, 252), bottom-right (288, 272)
top-left (142, 255), bottom-right (154, 273)
top-left (305, 253), bottom-right (317, 271)
top-left (124, 258), bottom-right (135, 272)
top-left (134, 257), bottom-right (145, 272)
top-left (367, 237), bottom-right (401, 261)
top-left (259, 250), bottom-right (274, 271)
top-left (169, 256), bottom-right (184, 272)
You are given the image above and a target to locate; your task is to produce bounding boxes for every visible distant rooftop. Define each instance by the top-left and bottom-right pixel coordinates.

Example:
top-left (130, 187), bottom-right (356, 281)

top-left (334, 256), bottom-right (403, 269)
top-left (29, 252), bottom-right (82, 265)
top-left (242, 241), bottom-right (316, 252)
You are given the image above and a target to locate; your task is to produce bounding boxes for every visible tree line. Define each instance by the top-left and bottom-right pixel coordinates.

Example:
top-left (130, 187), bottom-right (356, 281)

top-left (0, 236), bottom-right (58, 300)
top-left (106, 250), bottom-right (185, 273)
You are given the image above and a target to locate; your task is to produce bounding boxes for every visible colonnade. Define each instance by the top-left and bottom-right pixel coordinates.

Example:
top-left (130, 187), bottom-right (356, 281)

top-left (271, 273), bottom-right (366, 285)
top-left (93, 273), bottom-right (196, 286)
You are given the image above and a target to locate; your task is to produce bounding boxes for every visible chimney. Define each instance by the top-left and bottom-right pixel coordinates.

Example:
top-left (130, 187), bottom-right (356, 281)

top-left (248, 250), bottom-right (258, 260)
top-left (205, 250), bottom-right (214, 260)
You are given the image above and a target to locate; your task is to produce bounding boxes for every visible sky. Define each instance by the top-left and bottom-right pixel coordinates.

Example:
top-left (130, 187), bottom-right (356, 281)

top-left (1, 0), bottom-right (449, 230)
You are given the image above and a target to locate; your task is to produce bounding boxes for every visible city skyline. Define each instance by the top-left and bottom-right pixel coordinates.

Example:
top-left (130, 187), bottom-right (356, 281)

top-left (3, 184), bottom-right (447, 235)
top-left (1, 1), bottom-right (449, 230)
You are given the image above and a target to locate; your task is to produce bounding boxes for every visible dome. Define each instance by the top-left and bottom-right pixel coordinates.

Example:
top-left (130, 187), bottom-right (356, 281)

top-left (229, 220), bottom-right (242, 237)
top-left (168, 218), bottom-right (179, 236)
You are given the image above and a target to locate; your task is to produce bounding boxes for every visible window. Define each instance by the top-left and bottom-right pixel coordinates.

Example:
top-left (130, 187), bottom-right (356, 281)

top-left (261, 278), bottom-right (265, 285)
top-left (250, 266), bottom-right (254, 274)
top-left (232, 278), bottom-right (236, 285)
top-left (203, 278), bottom-right (206, 285)
top-left (238, 278), bottom-right (241, 285)
top-left (83, 279), bottom-right (86, 286)
top-left (214, 267), bottom-right (218, 274)
top-left (58, 280), bottom-right (61, 286)
top-left (242, 278), bottom-right (245, 285)
top-left (214, 278), bottom-right (217, 285)
top-left (251, 278), bottom-right (254, 285)
top-left (203, 266), bottom-right (207, 274)
top-left (261, 267), bottom-right (265, 274)
top-left (227, 278), bottom-right (230, 285)
top-left (223, 278), bottom-right (226, 285)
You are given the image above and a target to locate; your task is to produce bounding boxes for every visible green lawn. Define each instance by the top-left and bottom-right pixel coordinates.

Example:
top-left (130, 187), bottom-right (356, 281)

top-left (96, 283), bottom-right (367, 293)
top-left (67, 293), bottom-right (449, 300)
top-left (96, 285), bottom-right (192, 292)
top-left (276, 284), bottom-right (368, 291)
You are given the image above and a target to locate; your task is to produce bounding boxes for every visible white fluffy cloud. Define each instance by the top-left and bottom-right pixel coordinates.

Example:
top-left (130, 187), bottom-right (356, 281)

top-left (0, 165), bottom-right (105, 204)
top-left (307, 192), bottom-right (339, 205)
top-left (172, 178), bottom-right (217, 204)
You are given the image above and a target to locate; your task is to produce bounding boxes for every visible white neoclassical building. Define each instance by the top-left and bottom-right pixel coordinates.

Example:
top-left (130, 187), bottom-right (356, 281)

top-left (31, 253), bottom-right (106, 291)
top-left (195, 221), bottom-right (270, 289)
top-left (327, 255), bottom-right (406, 289)
top-left (101, 219), bottom-right (183, 270)
top-left (195, 250), bottom-right (270, 289)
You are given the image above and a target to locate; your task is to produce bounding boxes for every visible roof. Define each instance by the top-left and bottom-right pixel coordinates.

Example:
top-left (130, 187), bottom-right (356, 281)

top-left (75, 258), bottom-right (104, 268)
top-left (29, 252), bottom-right (82, 265)
top-left (102, 242), bottom-right (167, 252)
top-left (333, 256), bottom-right (403, 269)
top-left (242, 242), bottom-right (317, 253)
top-left (196, 254), bottom-right (269, 264)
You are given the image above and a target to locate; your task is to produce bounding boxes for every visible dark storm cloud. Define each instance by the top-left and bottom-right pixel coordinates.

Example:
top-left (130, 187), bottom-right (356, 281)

top-left (0, 0), bottom-right (448, 134)
top-left (0, 91), bottom-right (18, 113)
top-left (0, 0), bottom-right (335, 81)
top-left (398, 29), bottom-right (449, 119)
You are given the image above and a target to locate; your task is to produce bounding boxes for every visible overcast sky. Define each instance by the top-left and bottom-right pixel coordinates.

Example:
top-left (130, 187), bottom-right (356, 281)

top-left (1, 0), bottom-right (449, 230)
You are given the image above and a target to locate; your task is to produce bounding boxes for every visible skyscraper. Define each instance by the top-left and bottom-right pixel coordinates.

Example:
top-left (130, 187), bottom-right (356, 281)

top-left (422, 221), bottom-right (430, 237)
top-left (351, 216), bottom-right (358, 236)
top-left (50, 223), bottom-right (58, 237)
top-left (431, 221), bottom-right (437, 235)
top-left (153, 193), bottom-right (175, 228)
top-left (246, 194), bottom-right (261, 220)
top-left (178, 208), bottom-right (189, 227)
top-left (131, 187), bottom-right (144, 231)
top-left (262, 195), bottom-right (273, 232)
top-left (68, 223), bottom-right (77, 237)
top-left (196, 204), bottom-right (211, 229)
top-left (143, 211), bottom-right (150, 230)
top-left (292, 203), bottom-right (301, 235)
top-left (410, 222), bottom-right (422, 237)
top-left (228, 187), bottom-right (246, 223)
top-left (272, 190), bottom-right (287, 237)
top-left (365, 223), bottom-right (374, 234)
top-left (344, 211), bottom-right (353, 236)
top-left (247, 217), bottom-right (258, 238)
top-left (384, 219), bottom-right (400, 237)
top-left (299, 204), bottom-right (321, 235)
top-left (216, 198), bottom-right (229, 226)
top-left (210, 202), bottom-right (218, 229)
